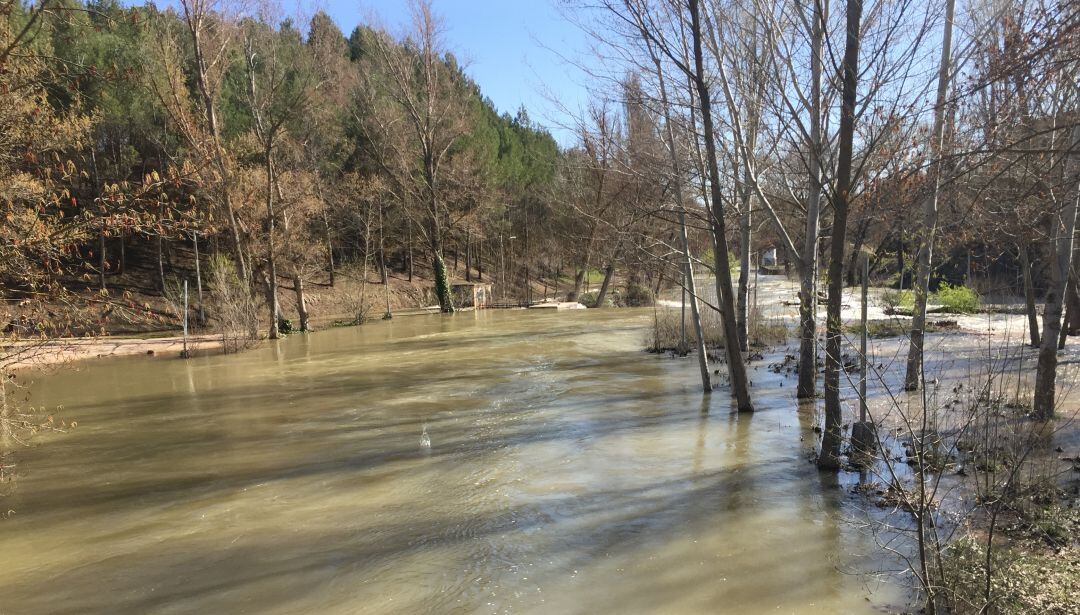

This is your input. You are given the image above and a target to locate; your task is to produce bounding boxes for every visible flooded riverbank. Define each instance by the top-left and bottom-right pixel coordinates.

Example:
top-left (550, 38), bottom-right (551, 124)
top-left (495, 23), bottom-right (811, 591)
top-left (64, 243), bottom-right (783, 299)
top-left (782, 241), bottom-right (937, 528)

top-left (3, 308), bottom-right (910, 613)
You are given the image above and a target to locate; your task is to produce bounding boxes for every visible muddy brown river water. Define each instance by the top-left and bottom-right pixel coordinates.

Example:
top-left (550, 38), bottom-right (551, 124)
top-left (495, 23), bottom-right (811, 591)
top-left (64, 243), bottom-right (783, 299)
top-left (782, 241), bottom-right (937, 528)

top-left (0, 307), bottom-right (909, 614)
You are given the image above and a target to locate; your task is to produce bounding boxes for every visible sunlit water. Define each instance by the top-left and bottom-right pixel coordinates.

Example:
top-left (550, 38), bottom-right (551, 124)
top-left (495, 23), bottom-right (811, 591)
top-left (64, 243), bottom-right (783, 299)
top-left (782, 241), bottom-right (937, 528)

top-left (1, 309), bottom-right (908, 614)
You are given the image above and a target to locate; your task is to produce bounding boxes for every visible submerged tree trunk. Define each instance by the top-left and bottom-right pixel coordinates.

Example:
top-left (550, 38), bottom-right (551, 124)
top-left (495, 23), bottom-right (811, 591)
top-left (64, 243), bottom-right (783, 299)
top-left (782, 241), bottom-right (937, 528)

top-left (820, 0), bottom-right (863, 470)
top-left (1033, 123), bottom-right (1080, 419)
top-left (1019, 245), bottom-right (1040, 347)
top-left (904, 0), bottom-right (955, 391)
top-left (797, 0), bottom-right (825, 400)
top-left (690, 0), bottom-right (753, 412)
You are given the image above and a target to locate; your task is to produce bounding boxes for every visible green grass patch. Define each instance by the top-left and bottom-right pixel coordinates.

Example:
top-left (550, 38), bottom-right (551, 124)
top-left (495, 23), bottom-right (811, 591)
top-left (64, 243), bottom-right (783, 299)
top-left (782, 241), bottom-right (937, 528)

top-left (846, 318), bottom-right (959, 338)
top-left (934, 282), bottom-right (980, 313)
top-left (882, 283), bottom-right (980, 315)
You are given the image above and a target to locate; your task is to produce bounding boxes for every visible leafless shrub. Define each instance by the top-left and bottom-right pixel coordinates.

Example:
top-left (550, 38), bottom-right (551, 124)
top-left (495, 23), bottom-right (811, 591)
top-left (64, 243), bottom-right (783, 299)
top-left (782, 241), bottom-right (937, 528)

top-left (207, 255), bottom-right (261, 353)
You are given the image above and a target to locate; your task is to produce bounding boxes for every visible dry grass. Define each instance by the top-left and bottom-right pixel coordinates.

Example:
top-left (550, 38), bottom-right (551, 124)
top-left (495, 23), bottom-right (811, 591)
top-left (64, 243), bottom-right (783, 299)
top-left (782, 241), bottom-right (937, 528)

top-left (646, 306), bottom-right (789, 353)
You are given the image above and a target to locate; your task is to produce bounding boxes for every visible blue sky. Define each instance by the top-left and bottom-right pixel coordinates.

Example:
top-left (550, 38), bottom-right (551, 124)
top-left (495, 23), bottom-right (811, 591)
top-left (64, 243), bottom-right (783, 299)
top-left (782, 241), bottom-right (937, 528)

top-left (311, 0), bottom-right (592, 143)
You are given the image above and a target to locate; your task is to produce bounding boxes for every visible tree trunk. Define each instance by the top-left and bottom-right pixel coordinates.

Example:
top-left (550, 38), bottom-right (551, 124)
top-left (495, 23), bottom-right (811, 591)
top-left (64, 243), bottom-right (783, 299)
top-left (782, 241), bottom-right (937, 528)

top-left (157, 228), bottom-right (166, 294)
top-left (594, 263), bottom-right (614, 308)
top-left (846, 218), bottom-right (869, 287)
top-left (99, 230), bottom-right (107, 291)
top-left (797, 0), bottom-right (825, 400)
top-left (737, 188), bottom-right (752, 352)
top-left (407, 221), bottom-right (414, 282)
top-left (376, 203), bottom-right (388, 285)
top-left (432, 247), bottom-right (455, 313)
top-left (193, 230), bottom-right (205, 325)
top-left (569, 268), bottom-right (586, 302)
top-left (1019, 245), bottom-right (1040, 347)
top-left (294, 274), bottom-right (309, 332)
top-left (690, 0), bottom-right (753, 411)
top-left (265, 148), bottom-right (280, 340)
top-left (186, 14), bottom-right (247, 282)
top-left (905, 0), bottom-right (956, 391)
top-left (1062, 246), bottom-right (1080, 343)
top-left (820, 0), bottom-right (863, 470)
top-left (651, 39), bottom-right (712, 391)
top-left (1033, 123), bottom-right (1080, 419)
top-left (324, 214), bottom-right (335, 287)
top-left (465, 229), bottom-right (472, 282)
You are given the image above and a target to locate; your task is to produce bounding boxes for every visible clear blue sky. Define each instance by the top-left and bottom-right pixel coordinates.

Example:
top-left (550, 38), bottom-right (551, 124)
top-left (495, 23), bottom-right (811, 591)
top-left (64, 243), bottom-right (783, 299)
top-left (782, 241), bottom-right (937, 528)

top-left (314, 0), bottom-right (592, 144)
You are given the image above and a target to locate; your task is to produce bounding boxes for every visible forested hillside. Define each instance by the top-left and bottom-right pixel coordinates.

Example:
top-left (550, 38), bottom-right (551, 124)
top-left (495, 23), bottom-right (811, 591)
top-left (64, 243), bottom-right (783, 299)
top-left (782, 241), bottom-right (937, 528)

top-left (1, 0), bottom-right (602, 341)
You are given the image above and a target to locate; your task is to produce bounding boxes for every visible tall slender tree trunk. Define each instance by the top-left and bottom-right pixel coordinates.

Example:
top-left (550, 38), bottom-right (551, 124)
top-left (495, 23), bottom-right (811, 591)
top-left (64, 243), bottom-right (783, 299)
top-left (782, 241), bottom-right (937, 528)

top-left (905, 0), bottom-right (956, 391)
top-left (265, 148), bottom-right (279, 340)
top-left (294, 274), bottom-right (309, 332)
top-left (407, 221), bottom-right (414, 282)
top-left (193, 230), bottom-right (205, 325)
top-left (820, 0), bottom-right (863, 470)
top-left (798, 0), bottom-right (826, 400)
top-left (650, 44), bottom-right (711, 392)
top-left (465, 229), bottom-right (472, 282)
top-left (737, 188), bottom-right (752, 352)
top-left (1019, 244), bottom-right (1040, 347)
top-left (690, 0), bottom-right (753, 411)
top-left (324, 214), bottom-right (335, 287)
top-left (1033, 123), bottom-right (1080, 419)
top-left (378, 204), bottom-right (388, 286)
top-left (157, 234), bottom-right (166, 293)
top-left (185, 12), bottom-right (247, 282)
top-left (99, 230), bottom-right (107, 291)
top-left (1062, 247), bottom-right (1080, 345)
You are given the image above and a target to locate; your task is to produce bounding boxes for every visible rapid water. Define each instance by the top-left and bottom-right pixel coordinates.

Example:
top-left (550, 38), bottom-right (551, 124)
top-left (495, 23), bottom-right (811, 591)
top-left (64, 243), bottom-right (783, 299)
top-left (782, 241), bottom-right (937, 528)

top-left (0, 308), bottom-right (905, 613)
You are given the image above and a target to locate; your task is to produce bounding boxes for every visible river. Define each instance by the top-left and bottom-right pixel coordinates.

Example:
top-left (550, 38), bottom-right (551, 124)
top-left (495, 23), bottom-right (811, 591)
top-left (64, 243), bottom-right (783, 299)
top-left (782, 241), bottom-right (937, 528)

top-left (0, 308), bottom-right (905, 613)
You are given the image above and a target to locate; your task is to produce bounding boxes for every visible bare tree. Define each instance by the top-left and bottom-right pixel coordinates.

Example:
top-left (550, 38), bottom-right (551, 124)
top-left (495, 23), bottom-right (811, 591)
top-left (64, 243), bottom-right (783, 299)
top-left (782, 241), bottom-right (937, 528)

top-left (1033, 113), bottom-right (1080, 419)
top-left (689, 0), bottom-right (754, 411)
top-left (905, 0), bottom-right (957, 391)
top-left (361, 0), bottom-right (478, 313)
top-left (819, 0), bottom-right (863, 469)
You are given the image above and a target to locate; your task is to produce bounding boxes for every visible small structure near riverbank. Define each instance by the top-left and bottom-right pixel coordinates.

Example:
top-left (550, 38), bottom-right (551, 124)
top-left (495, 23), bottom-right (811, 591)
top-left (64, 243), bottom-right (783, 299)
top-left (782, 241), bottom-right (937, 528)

top-left (451, 282), bottom-right (493, 308)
